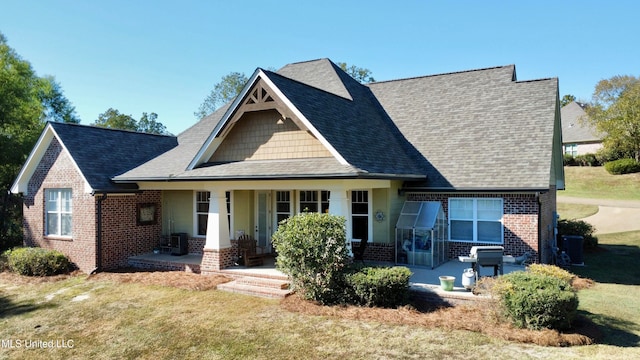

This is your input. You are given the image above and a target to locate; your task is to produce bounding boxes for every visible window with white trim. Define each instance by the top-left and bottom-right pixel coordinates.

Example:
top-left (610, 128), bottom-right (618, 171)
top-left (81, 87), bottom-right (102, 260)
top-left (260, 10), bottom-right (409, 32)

top-left (449, 198), bottom-right (503, 243)
top-left (275, 191), bottom-right (291, 223)
top-left (46, 189), bottom-right (72, 237)
top-left (564, 143), bottom-right (578, 157)
top-left (299, 190), bottom-right (329, 213)
top-left (195, 191), bottom-right (231, 236)
top-left (351, 190), bottom-right (369, 241)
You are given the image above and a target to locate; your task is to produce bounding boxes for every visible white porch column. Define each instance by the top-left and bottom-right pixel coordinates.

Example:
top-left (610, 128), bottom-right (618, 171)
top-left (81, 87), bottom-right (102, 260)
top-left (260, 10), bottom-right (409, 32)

top-left (204, 189), bottom-right (230, 250)
top-left (328, 188), bottom-right (353, 256)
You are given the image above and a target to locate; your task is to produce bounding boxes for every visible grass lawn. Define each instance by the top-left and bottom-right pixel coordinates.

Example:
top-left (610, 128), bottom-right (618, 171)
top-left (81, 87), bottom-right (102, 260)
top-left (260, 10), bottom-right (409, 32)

top-left (571, 231), bottom-right (640, 354)
top-left (557, 202), bottom-right (599, 220)
top-left (2, 256), bottom-right (640, 359)
top-left (561, 166), bottom-right (640, 201)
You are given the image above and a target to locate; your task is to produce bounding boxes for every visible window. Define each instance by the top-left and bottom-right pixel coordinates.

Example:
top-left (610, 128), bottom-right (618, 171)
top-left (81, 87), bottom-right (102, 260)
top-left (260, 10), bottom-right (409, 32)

top-left (564, 143), bottom-right (578, 157)
top-left (299, 190), bottom-right (329, 213)
top-left (196, 191), bottom-right (210, 236)
top-left (449, 198), bottom-right (503, 243)
top-left (351, 190), bottom-right (369, 241)
top-left (46, 189), bottom-right (72, 237)
top-left (275, 191), bottom-right (291, 224)
top-left (195, 191), bottom-right (231, 236)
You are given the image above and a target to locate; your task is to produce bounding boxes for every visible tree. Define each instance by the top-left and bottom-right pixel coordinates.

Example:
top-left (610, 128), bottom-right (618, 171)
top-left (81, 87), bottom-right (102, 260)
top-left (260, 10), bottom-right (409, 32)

top-left (39, 76), bottom-right (80, 123)
top-left (194, 63), bottom-right (376, 119)
top-left (194, 72), bottom-right (248, 119)
top-left (91, 108), bottom-right (170, 135)
top-left (561, 94), bottom-right (576, 107)
top-left (0, 32), bottom-right (79, 251)
top-left (585, 75), bottom-right (640, 162)
top-left (337, 62), bottom-right (375, 83)
top-left (138, 112), bottom-right (168, 135)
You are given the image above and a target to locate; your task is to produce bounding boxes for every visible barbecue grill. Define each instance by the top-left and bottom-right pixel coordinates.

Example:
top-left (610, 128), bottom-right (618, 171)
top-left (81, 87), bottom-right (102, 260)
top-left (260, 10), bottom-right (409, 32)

top-left (468, 246), bottom-right (504, 281)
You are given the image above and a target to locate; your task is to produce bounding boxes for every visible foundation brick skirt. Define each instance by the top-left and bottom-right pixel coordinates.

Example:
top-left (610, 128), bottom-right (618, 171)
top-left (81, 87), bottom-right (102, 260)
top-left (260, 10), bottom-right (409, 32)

top-left (201, 247), bottom-right (235, 274)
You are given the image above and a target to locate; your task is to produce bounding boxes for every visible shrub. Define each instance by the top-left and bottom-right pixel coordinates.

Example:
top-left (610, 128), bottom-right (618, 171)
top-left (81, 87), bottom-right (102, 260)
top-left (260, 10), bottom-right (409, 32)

top-left (557, 219), bottom-right (598, 250)
top-left (574, 153), bottom-right (600, 166)
top-left (527, 264), bottom-right (574, 285)
top-left (272, 213), bottom-right (349, 304)
top-left (604, 158), bottom-right (640, 175)
top-left (345, 266), bottom-right (412, 308)
top-left (3, 247), bottom-right (71, 276)
top-left (494, 271), bottom-right (579, 330)
top-left (563, 154), bottom-right (576, 166)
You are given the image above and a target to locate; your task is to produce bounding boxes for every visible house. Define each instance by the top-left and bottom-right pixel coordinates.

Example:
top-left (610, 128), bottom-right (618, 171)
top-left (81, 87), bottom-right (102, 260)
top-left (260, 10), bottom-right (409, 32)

top-left (11, 59), bottom-right (564, 274)
top-left (561, 101), bottom-right (603, 156)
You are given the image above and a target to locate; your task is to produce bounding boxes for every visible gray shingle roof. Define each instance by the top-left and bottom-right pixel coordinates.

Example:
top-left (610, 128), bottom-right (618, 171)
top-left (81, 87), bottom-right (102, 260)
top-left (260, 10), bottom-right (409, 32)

top-left (561, 101), bottom-right (602, 143)
top-left (115, 104), bottom-right (231, 180)
top-left (368, 66), bottom-right (559, 189)
top-left (50, 122), bottom-right (177, 191)
top-left (115, 59), bottom-right (560, 191)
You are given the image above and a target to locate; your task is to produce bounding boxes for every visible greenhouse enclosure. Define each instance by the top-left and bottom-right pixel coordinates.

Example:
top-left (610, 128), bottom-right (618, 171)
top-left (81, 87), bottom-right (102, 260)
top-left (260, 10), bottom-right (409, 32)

top-left (395, 201), bottom-right (448, 269)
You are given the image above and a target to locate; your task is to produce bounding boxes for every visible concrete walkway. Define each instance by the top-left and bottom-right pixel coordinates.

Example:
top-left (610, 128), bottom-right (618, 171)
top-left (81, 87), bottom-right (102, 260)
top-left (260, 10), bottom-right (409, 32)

top-left (557, 196), bottom-right (640, 234)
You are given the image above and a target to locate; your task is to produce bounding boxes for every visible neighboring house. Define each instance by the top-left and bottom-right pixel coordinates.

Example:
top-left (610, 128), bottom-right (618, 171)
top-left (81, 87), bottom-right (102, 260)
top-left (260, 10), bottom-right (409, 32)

top-left (561, 101), bottom-right (603, 156)
top-left (12, 59), bottom-right (564, 274)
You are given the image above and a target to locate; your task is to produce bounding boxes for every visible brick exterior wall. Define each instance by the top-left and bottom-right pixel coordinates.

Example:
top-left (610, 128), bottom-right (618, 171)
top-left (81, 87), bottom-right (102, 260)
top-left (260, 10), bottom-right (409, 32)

top-left (188, 236), bottom-right (206, 255)
top-left (201, 247), bottom-right (235, 274)
top-left (99, 191), bottom-right (163, 270)
top-left (23, 138), bottom-right (97, 273)
top-left (353, 241), bottom-right (394, 263)
top-left (407, 193), bottom-right (546, 262)
top-left (21, 137), bottom-right (167, 273)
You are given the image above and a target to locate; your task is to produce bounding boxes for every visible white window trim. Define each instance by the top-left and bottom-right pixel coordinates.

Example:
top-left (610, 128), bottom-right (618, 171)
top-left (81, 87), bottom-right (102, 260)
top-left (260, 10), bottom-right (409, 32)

top-left (350, 189), bottom-right (372, 242)
top-left (297, 190), bottom-right (330, 213)
top-left (194, 191), bottom-right (210, 238)
top-left (45, 188), bottom-right (72, 238)
top-left (448, 198), bottom-right (504, 243)
top-left (194, 191), bottom-right (233, 238)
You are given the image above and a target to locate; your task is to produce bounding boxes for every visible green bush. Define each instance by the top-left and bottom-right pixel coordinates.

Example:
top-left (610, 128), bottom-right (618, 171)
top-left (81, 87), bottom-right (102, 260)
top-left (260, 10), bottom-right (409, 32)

top-left (494, 271), bottom-right (579, 330)
top-left (345, 266), bottom-right (412, 308)
top-left (272, 213), bottom-right (349, 304)
top-left (604, 158), bottom-right (640, 175)
top-left (527, 264), bottom-right (574, 285)
top-left (557, 219), bottom-right (598, 250)
top-left (574, 153), bottom-right (600, 166)
top-left (3, 247), bottom-right (71, 276)
top-left (563, 154), bottom-right (576, 166)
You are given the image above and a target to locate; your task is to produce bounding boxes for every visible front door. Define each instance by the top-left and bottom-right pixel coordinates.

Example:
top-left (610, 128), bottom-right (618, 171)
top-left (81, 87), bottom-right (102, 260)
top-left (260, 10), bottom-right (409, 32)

top-left (255, 191), bottom-right (272, 252)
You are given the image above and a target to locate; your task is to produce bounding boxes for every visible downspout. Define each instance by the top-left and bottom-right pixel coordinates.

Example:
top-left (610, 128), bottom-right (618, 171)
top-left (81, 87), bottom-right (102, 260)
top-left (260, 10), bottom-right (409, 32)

top-left (91, 193), bottom-right (108, 274)
top-left (536, 192), bottom-right (542, 264)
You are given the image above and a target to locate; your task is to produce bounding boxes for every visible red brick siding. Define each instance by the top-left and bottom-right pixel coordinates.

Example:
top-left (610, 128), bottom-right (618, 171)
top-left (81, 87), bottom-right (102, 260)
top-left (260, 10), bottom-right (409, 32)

top-left (407, 193), bottom-right (545, 261)
top-left (201, 247), bottom-right (235, 273)
top-left (99, 191), bottom-right (162, 270)
top-left (188, 236), bottom-right (205, 255)
top-left (353, 241), bottom-right (394, 262)
top-left (22, 138), bottom-right (97, 273)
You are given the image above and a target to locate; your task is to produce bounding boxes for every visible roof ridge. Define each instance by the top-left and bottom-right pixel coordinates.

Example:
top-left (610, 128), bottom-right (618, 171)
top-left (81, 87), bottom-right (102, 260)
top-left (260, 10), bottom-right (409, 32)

top-left (369, 64), bottom-right (516, 85)
top-left (264, 68), bottom-right (354, 101)
top-left (277, 58), bottom-right (330, 70)
top-left (49, 121), bottom-right (175, 138)
top-left (515, 77), bottom-right (557, 84)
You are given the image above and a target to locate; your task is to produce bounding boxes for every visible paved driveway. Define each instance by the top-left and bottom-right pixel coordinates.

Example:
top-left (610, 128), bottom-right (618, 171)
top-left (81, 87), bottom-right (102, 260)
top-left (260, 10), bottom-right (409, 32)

top-left (557, 196), bottom-right (640, 234)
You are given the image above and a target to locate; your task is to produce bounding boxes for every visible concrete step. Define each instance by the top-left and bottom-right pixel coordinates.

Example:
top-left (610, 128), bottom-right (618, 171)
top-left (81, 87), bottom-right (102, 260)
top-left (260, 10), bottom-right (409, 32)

top-left (218, 276), bottom-right (293, 299)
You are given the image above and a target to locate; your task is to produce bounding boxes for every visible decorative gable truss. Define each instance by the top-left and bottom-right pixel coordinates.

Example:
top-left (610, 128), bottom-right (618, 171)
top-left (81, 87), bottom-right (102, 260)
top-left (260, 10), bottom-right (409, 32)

top-left (190, 71), bottom-right (346, 168)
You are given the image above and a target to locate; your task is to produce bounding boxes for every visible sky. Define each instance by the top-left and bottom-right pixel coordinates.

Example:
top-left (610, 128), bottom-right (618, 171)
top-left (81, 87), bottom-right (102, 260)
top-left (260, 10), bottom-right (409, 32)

top-left (1, 0), bottom-right (638, 135)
